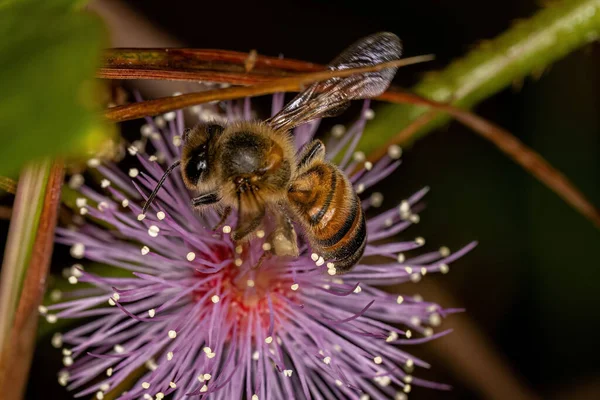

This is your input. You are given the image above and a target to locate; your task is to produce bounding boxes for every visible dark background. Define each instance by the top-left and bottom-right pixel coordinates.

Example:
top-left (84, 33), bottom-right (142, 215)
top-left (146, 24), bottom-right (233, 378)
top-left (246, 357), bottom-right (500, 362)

top-left (28, 0), bottom-right (600, 399)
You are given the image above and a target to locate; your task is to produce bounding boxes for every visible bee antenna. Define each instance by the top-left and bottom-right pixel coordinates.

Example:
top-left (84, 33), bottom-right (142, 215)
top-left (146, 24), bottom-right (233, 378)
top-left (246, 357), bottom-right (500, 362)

top-left (141, 160), bottom-right (181, 215)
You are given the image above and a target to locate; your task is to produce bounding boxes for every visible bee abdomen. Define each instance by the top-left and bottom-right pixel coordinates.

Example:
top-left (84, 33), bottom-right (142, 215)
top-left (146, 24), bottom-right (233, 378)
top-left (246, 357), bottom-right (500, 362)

top-left (289, 163), bottom-right (366, 272)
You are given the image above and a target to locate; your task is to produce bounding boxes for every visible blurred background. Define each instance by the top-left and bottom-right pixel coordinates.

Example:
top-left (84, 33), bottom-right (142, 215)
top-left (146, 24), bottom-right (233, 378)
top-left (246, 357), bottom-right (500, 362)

top-left (21, 0), bottom-right (600, 399)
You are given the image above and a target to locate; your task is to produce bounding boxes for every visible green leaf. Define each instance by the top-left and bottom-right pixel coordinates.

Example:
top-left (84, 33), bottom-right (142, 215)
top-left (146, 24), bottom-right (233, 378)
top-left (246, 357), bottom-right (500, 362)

top-left (360, 0), bottom-right (600, 155)
top-left (0, 6), bottom-right (111, 176)
top-left (0, 0), bottom-right (88, 13)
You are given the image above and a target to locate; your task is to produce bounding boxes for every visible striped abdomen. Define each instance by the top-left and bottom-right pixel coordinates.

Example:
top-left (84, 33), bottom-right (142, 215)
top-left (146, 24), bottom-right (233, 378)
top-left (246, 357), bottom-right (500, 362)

top-left (288, 162), bottom-right (366, 272)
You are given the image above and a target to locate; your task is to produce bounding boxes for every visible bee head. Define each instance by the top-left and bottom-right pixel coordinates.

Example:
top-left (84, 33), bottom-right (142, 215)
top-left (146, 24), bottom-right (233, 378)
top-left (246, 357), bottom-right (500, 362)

top-left (181, 123), bottom-right (223, 189)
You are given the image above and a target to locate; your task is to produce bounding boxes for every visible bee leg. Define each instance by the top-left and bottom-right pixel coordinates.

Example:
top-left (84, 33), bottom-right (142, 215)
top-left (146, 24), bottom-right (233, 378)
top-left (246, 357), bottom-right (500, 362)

top-left (232, 191), bottom-right (265, 241)
top-left (268, 211), bottom-right (299, 257)
top-left (297, 139), bottom-right (326, 172)
top-left (232, 210), bottom-right (264, 241)
top-left (252, 251), bottom-right (271, 270)
top-left (212, 206), bottom-right (232, 231)
top-left (191, 192), bottom-right (220, 207)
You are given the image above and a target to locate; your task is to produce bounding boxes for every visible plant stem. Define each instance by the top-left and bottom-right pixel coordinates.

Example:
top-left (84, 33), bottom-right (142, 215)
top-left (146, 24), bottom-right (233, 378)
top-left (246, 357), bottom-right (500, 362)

top-left (359, 0), bottom-right (600, 155)
top-left (0, 161), bottom-right (64, 400)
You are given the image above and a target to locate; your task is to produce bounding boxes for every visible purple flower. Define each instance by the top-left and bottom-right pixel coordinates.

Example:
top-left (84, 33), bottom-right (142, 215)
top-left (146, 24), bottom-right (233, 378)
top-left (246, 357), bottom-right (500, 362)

top-left (44, 94), bottom-right (475, 400)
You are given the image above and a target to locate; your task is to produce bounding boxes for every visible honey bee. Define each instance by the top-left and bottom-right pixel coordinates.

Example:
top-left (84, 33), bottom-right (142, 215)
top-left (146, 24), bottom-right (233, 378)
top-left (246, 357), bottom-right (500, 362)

top-left (143, 32), bottom-right (402, 272)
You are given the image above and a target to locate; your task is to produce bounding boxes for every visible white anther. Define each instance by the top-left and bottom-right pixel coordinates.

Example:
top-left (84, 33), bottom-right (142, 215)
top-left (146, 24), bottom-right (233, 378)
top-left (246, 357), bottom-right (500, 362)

top-left (68, 174), bottom-right (84, 189)
top-left (388, 144), bottom-right (402, 159)
top-left (370, 192), bottom-right (383, 207)
top-left (51, 333), bottom-right (63, 348)
top-left (331, 124), bottom-right (346, 137)
top-left (386, 331), bottom-right (398, 342)
top-left (70, 243), bottom-right (85, 259)
top-left (439, 246), bottom-right (450, 257)
top-left (353, 151), bottom-right (366, 163)
top-left (76, 198), bottom-right (87, 208)
top-left (148, 225), bottom-right (160, 237)
top-left (128, 168), bottom-right (139, 178)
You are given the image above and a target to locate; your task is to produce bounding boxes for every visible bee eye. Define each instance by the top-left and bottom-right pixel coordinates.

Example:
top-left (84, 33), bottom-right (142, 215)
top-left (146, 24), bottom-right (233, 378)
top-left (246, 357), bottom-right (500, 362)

top-left (185, 144), bottom-right (209, 184)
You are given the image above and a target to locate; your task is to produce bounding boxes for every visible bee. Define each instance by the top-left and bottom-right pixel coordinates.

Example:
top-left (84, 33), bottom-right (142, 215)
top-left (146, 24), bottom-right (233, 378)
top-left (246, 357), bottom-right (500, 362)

top-left (142, 32), bottom-right (402, 272)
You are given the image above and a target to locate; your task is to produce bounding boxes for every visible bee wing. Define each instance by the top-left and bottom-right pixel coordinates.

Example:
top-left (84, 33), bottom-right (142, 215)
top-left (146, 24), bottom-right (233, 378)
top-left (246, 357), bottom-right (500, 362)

top-left (266, 32), bottom-right (402, 132)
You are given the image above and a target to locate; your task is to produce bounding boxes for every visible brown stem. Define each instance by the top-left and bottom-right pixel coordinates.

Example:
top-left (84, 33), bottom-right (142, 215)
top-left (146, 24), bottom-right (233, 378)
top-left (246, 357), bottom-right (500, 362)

top-left (99, 48), bottom-right (322, 83)
top-left (104, 56), bottom-right (434, 122)
top-left (374, 90), bottom-right (600, 228)
top-left (0, 162), bottom-right (64, 400)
